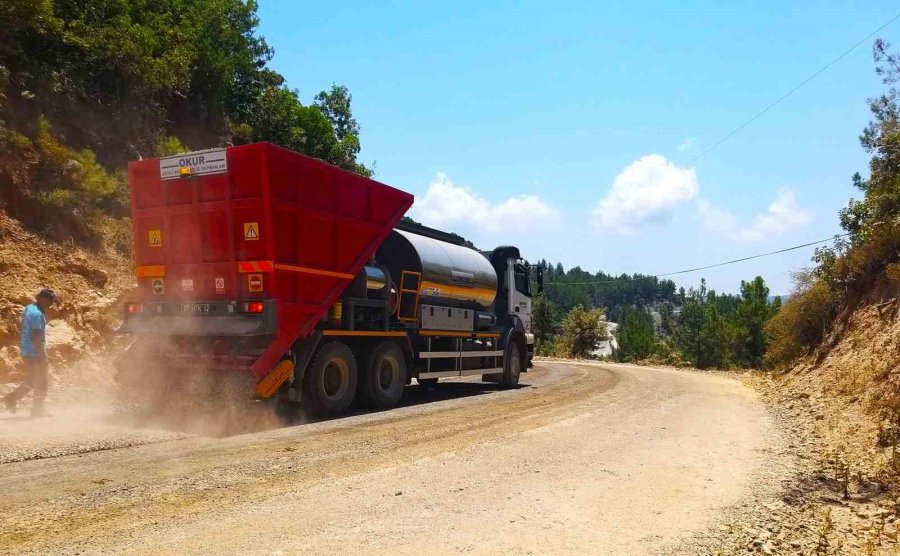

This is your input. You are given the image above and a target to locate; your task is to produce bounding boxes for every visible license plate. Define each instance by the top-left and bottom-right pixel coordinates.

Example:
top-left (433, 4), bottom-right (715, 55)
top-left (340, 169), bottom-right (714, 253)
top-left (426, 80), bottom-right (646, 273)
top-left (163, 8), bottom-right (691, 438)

top-left (179, 303), bottom-right (212, 314)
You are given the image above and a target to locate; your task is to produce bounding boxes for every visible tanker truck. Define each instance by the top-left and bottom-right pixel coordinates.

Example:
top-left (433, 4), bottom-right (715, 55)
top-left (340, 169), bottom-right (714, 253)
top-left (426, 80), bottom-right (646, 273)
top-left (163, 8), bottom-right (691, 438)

top-left (117, 142), bottom-right (539, 417)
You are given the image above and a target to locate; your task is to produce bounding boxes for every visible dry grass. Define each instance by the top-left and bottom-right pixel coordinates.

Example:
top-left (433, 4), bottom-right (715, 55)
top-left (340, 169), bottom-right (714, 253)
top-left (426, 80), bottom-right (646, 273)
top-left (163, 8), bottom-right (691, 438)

top-left (765, 271), bottom-right (835, 369)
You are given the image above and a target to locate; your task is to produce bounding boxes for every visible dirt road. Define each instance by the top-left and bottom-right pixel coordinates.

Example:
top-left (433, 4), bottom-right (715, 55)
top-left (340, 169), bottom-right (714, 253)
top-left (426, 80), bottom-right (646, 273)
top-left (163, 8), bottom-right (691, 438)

top-left (0, 362), bottom-right (778, 554)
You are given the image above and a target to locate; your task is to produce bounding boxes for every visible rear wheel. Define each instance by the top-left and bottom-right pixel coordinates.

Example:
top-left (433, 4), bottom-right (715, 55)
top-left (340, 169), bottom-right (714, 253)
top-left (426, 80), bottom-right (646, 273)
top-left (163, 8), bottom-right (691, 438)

top-left (303, 341), bottom-right (358, 417)
top-left (358, 341), bottom-right (406, 408)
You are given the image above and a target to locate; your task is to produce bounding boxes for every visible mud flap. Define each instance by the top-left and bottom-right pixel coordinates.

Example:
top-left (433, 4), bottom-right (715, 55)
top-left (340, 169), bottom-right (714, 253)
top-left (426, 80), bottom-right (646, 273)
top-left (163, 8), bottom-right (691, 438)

top-left (255, 360), bottom-right (295, 399)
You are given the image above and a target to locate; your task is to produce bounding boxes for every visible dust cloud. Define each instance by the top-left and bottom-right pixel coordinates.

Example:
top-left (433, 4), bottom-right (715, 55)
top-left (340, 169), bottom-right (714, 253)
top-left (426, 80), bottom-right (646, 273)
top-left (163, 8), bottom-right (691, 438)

top-left (0, 338), bottom-right (289, 464)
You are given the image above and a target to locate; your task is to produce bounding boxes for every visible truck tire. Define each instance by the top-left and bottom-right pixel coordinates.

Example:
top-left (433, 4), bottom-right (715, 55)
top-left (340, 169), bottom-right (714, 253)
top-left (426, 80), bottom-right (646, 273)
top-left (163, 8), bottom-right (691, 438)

top-left (303, 341), bottom-right (358, 417)
top-left (358, 341), bottom-right (406, 408)
top-left (500, 340), bottom-right (523, 388)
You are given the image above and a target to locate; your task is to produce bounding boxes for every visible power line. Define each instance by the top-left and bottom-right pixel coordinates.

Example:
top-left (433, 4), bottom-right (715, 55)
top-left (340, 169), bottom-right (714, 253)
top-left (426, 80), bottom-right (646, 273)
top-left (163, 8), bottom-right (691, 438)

top-left (545, 15), bottom-right (899, 289)
top-left (687, 12), bottom-right (900, 167)
top-left (544, 233), bottom-right (850, 287)
top-left (543, 15), bottom-right (893, 288)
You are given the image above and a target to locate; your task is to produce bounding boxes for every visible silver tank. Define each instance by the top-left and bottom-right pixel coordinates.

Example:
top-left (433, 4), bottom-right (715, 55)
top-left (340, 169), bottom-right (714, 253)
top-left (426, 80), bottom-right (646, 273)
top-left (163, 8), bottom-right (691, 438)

top-left (382, 230), bottom-right (498, 310)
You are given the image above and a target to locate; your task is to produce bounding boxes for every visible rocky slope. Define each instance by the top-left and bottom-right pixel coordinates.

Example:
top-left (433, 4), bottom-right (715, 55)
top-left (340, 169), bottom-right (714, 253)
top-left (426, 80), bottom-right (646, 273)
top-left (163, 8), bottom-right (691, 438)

top-left (778, 295), bottom-right (899, 480)
top-left (742, 292), bottom-right (900, 554)
top-left (0, 212), bottom-right (132, 387)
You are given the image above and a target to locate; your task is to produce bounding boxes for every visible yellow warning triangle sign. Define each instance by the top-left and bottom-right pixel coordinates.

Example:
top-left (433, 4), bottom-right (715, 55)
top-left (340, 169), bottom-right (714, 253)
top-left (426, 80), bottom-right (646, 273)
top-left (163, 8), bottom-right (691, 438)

top-left (244, 222), bottom-right (259, 240)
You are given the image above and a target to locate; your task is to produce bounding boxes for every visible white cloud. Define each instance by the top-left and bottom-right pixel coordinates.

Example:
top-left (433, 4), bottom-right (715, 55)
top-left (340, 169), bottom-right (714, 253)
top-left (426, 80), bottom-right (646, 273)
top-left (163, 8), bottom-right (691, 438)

top-left (698, 188), bottom-right (812, 242)
top-left (411, 173), bottom-right (557, 234)
top-left (697, 198), bottom-right (739, 231)
top-left (677, 136), bottom-right (697, 152)
top-left (593, 154), bottom-right (698, 233)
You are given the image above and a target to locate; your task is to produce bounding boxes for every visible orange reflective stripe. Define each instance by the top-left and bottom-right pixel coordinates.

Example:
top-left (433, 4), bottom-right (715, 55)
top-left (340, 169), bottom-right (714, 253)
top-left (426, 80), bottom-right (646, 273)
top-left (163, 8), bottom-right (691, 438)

top-left (237, 261), bottom-right (354, 278)
top-left (322, 330), bottom-right (408, 337)
top-left (273, 263), bottom-right (354, 279)
top-left (237, 260), bottom-right (275, 273)
top-left (136, 265), bottom-right (166, 277)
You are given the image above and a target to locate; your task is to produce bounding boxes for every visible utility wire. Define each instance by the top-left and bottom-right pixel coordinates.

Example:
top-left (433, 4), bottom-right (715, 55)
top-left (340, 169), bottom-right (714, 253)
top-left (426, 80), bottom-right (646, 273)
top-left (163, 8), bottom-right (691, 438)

top-left (544, 233), bottom-right (850, 287)
top-left (543, 14), bottom-right (894, 288)
top-left (545, 15), bottom-right (898, 288)
top-left (687, 11), bottom-right (900, 167)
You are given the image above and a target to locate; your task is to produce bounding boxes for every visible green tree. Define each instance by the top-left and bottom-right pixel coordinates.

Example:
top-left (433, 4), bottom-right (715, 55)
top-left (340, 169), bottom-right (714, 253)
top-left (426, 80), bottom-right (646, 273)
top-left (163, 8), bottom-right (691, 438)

top-left (659, 302), bottom-right (675, 336)
top-left (674, 282), bottom-right (706, 366)
top-left (765, 39), bottom-right (900, 368)
top-left (315, 85), bottom-right (360, 141)
top-left (242, 83), bottom-right (372, 176)
top-left (698, 301), bottom-right (728, 368)
top-left (730, 276), bottom-right (776, 368)
top-left (561, 305), bottom-right (606, 358)
top-left (615, 306), bottom-right (655, 361)
top-left (673, 279), bottom-right (729, 368)
top-left (812, 39), bottom-right (900, 293)
top-left (0, 0), bottom-right (375, 239)
top-left (532, 295), bottom-right (556, 351)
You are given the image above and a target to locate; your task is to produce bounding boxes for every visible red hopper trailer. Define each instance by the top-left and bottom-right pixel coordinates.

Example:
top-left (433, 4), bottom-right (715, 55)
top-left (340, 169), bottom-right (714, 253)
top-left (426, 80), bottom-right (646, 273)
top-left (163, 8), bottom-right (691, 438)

top-left (119, 143), bottom-right (537, 417)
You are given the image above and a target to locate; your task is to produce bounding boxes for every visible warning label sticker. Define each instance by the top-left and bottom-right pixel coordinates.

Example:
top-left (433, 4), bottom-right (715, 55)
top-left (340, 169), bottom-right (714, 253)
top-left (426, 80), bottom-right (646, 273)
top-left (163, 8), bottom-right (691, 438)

top-left (243, 222), bottom-right (260, 241)
top-left (151, 278), bottom-right (165, 295)
top-left (181, 279), bottom-right (194, 292)
top-left (215, 277), bottom-right (225, 294)
top-left (148, 229), bottom-right (162, 247)
top-left (248, 273), bottom-right (263, 292)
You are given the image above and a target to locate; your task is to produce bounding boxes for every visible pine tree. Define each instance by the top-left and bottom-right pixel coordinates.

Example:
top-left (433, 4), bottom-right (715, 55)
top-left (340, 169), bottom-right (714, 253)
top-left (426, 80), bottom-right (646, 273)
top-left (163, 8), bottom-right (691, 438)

top-left (532, 295), bottom-right (555, 350)
top-left (615, 306), bottom-right (655, 361)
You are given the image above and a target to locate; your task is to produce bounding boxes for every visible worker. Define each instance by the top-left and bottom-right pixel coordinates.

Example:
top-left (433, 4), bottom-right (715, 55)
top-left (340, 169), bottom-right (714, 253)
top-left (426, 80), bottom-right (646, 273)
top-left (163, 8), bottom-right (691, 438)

top-left (3, 288), bottom-right (60, 417)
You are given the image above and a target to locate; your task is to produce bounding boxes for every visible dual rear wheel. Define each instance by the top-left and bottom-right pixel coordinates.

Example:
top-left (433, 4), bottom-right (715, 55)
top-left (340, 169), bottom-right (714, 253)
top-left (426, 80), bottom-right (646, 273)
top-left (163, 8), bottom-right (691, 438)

top-left (303, 340), bottom-right (407, 418)
top-left (301, 337), bottom-right (523, 418)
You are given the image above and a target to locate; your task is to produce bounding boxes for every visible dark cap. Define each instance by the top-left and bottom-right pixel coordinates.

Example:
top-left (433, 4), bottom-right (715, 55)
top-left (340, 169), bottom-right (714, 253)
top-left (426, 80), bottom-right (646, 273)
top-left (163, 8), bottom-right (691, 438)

top-left (36, 288), bottom-right (61, 305)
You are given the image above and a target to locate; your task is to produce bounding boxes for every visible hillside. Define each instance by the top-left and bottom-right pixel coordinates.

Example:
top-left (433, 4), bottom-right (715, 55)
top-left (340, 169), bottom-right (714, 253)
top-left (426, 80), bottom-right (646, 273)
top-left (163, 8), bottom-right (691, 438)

top-left (772, 282), bottom-right (900, 480)
top-left (0, 211), bottom-right (131, 384)
top-left (0, 0), bottom-right (373, 391)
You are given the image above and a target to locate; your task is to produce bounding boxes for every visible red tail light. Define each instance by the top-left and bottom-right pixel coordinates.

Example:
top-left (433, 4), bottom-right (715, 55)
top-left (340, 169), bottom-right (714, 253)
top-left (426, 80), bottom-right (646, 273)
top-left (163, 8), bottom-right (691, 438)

top-left (126, 302), bottom-right (144, 314)
top-left (242, 301), bottom-right (265, 314)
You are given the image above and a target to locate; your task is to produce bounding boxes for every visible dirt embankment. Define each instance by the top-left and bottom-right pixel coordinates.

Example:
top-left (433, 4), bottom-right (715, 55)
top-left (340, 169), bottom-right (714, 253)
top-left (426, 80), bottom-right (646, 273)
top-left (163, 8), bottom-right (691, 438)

top-left (0, 211), bottom-right (132, 389)
top-left (744, 296), bottom-right (900, 554)
top-left (779, 297), bottom-right (900, 479)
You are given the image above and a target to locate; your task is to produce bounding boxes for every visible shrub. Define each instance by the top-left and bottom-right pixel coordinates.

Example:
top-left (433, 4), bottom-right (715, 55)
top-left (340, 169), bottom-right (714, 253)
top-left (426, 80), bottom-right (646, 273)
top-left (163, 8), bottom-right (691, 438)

top-left (539, 335), bottom-right (573, 358)
top-left (764, 271), bottom-right (836, 369)
top-left (35, 118), bottom-right (128, 211)
top-left (561, 305), bottom-right (606, 358)
top-left (156, 136), bottom-right (188, 157)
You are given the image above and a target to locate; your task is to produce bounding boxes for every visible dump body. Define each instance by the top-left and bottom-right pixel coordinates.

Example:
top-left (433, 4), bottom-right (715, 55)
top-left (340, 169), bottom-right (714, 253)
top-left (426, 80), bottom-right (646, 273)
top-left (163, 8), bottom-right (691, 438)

top-left (124, 143), bottom-right (413, 379)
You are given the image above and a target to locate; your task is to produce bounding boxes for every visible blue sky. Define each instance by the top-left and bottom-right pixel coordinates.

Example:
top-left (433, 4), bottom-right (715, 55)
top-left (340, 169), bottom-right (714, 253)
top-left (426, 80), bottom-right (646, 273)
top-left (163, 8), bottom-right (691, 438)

top-left (258, 1), bottom-right (898, 294)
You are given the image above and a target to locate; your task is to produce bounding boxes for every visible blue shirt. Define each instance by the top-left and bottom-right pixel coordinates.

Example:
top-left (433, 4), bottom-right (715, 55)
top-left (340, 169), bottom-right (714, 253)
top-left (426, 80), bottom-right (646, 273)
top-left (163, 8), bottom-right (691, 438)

top-left (20, 304), bottom-right (47, 358)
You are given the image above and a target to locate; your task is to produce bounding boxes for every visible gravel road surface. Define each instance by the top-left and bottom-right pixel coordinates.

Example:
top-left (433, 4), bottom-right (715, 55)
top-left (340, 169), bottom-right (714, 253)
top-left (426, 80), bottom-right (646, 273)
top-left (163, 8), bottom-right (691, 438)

top-left (0, 361), bottom-right (778, 554)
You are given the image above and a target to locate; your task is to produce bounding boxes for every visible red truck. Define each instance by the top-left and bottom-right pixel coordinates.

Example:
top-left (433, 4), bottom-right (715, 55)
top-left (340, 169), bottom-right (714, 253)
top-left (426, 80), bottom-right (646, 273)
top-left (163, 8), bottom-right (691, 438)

top-left (118, 143), bottom-right (538, 417)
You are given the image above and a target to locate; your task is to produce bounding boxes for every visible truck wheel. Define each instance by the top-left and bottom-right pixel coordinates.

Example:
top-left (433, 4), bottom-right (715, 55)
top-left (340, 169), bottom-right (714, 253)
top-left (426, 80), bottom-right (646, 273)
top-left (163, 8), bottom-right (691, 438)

top-left (303, 341), bottom-right (358, 417)
top-left (358, 341), bottom-right (406, 408)
top-left (501, 340), bottom-right (523, 388)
